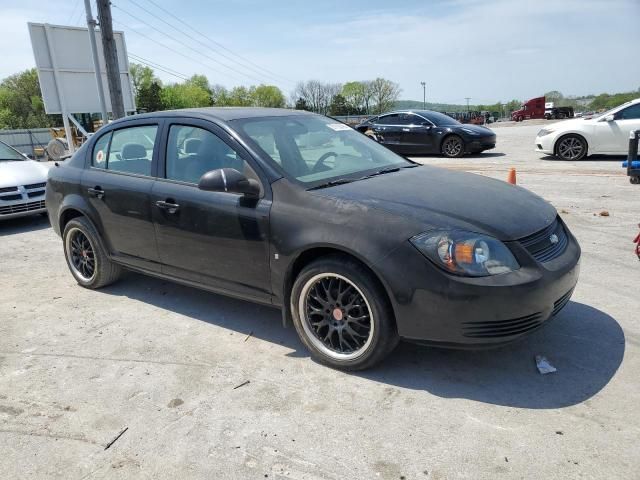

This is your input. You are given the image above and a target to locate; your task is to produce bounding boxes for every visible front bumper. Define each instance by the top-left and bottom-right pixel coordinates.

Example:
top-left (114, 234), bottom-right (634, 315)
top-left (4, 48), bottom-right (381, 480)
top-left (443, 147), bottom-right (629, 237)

top-left (467, 135), bottom-right (496, 153)
top-left (535, 134), bottom-right (555, 155)
top-left (0, 185), bottom-right (47, 220)
top-left (376, 222), bottom-right (581, 347)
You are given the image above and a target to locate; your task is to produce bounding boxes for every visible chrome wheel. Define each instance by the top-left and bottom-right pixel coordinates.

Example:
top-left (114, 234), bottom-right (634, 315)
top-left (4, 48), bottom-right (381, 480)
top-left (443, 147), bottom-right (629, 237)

top-left (298, 273), bottom-right (374, 360)
top-left (66, 227), bottom-right (96, 282)
top-left (443, 136), bottom-right (463, 157)
top-left (557, 136), bottom-right (585, 160)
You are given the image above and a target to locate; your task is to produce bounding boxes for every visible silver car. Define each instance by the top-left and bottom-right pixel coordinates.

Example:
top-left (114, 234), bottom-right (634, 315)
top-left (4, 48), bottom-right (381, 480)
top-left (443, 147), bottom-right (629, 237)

top-left (0, 140), bottom-right (50, 220)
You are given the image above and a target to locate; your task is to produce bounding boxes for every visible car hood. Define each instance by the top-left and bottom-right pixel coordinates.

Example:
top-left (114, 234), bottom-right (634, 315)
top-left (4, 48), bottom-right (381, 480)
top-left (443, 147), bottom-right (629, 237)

top-left (312, 166), bottom-right (557, 241)
top-left (0, 160), bottom-right (50, 189)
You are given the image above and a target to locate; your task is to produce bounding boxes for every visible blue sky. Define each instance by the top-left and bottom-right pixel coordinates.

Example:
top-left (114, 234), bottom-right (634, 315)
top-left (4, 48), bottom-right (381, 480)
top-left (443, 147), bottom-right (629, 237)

top-left (2, 0), bottom-right (639, 104)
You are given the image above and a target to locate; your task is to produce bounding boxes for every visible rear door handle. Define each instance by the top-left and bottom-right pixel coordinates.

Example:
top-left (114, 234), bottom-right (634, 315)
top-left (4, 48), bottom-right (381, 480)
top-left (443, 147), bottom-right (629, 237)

top-left (87, 187), bottom-right (104, 199)
top-left (156, 200), bottom-right (180, 214)
top-left (402, 128), bottom-right (410, 132)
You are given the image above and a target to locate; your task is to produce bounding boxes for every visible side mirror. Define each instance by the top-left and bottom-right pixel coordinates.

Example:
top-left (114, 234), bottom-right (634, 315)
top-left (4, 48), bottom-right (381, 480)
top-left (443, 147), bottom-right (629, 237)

top-left (421, 122), bottom-right (432, 128)
top-left (604, 115), bottom-right (615, 122)
top-left (198, 168), bottom-right (260, 198)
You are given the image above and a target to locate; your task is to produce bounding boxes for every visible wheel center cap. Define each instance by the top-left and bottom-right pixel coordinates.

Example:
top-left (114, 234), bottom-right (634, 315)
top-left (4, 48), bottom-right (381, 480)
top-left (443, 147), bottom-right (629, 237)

top-left (332, 308), bottom-right (343, 321)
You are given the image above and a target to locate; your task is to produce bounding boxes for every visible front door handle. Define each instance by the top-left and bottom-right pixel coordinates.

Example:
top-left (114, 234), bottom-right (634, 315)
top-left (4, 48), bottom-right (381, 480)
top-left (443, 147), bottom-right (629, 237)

top-left (402, 128), bottom-right (410, 132)
top-left (156, 199), bottom-right (180, 214)
top-left (87, 186), bottom-right (104, 199)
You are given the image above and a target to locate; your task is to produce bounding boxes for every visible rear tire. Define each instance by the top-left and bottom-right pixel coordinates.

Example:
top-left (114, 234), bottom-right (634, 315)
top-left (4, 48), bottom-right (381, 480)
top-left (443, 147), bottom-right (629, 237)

top-left (441, 135), bottom-right (465, 158)
top-left (63, 217), bottom-right (121, 289)
top-left (290, 255), bottom-right (399, 370)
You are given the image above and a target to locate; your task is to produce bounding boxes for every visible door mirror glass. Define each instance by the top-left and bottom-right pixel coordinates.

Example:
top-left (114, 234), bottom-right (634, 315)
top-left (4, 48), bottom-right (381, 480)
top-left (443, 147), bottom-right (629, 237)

top-left (198, 168), bottom-right (260, 198)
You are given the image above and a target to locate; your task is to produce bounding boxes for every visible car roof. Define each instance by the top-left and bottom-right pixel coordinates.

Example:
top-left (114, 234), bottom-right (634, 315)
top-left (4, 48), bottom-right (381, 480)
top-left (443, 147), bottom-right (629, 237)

top-left (113, 107), bottom-right (316, 124)
top-left (380, 109), bottom-right (441, 117)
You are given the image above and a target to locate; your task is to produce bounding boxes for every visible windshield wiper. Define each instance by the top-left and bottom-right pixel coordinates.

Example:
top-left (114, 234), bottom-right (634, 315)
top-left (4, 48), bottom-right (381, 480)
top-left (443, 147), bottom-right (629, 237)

top-left (307, 178), bottom-right (355, 190)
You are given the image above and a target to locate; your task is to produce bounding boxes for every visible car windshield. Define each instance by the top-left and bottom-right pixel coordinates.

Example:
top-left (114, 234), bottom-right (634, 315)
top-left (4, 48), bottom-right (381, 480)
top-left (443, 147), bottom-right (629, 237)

top-left (595, 101), bottom-right (635, 120)
top-left (234, 115), bottom-right (412, 187)
top-left (421, 112), bottom-right (460, 126)
top-left (0, 142), bottom-right (25, 161)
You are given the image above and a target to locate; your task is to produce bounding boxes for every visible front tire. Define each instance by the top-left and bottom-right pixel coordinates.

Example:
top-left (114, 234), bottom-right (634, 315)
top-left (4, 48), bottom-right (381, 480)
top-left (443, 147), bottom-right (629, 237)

top-left (290, 256), bottom-right (399, 370)
top-left (555, 134), bottom-right (587, 160)
top-left (63, 217), bottom-right (121, 289)
top-left (441, 135), bottom-right (465, 158)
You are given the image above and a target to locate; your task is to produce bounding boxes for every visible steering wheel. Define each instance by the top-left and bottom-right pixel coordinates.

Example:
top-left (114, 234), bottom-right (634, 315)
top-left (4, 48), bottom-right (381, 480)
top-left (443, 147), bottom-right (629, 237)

top-left (311, 151), bottom-right (338, 173)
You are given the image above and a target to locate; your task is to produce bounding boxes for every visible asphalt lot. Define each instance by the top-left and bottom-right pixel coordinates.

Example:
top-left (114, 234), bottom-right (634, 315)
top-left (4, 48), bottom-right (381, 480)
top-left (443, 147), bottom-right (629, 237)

top-left (1, 122), bottom-right (639, 479)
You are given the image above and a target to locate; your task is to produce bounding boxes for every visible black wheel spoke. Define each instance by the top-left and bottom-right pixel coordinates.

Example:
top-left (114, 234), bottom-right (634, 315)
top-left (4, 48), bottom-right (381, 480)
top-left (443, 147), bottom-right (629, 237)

top-left (303, 274), bottom-right (372, 356)
top-left (68, 230), bottom-right (95, 280)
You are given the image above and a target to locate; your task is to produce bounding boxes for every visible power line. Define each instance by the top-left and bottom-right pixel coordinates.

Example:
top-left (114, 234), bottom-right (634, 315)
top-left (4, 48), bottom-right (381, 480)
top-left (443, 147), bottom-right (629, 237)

top-left (68, 0), bottom-right (82, 24)
top-left (113, 18), bottom-right (234, 81)
top-left (141, 0), bottom-right (293, 84)
top-left (128, 52), bottom-right (189, 80)
top-left (112, 3), bottom-right (273, 85)
top-left (125, 0), bottom-right (292, 86)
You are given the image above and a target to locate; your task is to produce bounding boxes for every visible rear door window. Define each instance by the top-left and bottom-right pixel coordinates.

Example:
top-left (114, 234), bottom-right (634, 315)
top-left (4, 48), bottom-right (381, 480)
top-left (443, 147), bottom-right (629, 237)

top-left (377, 114), bottom-right (400, 125)
top-left (106, 125), bottom-right (158, 176)
top-left (92, 132), bottom-right (111, 168)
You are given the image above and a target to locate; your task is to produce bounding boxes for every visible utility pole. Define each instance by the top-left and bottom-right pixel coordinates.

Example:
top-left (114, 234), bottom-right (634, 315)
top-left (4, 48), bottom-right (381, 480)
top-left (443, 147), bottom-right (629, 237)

top-left (84, 0), bottom-right (108, 124)
top-left (420, 81), bottom-right (426, 110)
top-left (465, 97), bottom-right (471, 112)
top-left (96, 0), bottom-right (125, 119)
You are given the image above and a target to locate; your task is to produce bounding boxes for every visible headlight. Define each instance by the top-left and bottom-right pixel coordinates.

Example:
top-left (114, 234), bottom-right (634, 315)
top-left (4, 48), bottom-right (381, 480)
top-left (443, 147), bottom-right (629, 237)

top-left (410, 230), bottom-right (520, 277)
top-left (537, 128), bottom-right (553, 137)
top-left (460, 128), bottom-right (479, 135)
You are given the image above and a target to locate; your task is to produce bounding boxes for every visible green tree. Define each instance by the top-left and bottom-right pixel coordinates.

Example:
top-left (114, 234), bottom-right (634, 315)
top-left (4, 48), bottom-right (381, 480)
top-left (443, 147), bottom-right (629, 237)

top-left (294, 97), bottom-right (310, 111)
top-left (227, 86), bottom-right (253, 106)
top-left (341, 81), bottom-right (366, 114)
top-left (329, 94), bottom-right (348, 116)
top-left (0, 68), bottom-right (59, 129)
top-left (129, 63), bottom-right (156, 96)
top-left (251, 85), bottom-right (285, 108)
top-left (161, 82), bottom-right (213, 109)
top-left (137, 81), bottom-right (163, 112)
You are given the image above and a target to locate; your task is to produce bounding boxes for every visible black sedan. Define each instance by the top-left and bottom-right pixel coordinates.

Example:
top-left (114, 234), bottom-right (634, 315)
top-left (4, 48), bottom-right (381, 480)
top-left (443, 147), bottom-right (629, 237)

top-left (46, 108), bottom-right (579, 370)
top-left (355, 110), bottom-right (496, 157)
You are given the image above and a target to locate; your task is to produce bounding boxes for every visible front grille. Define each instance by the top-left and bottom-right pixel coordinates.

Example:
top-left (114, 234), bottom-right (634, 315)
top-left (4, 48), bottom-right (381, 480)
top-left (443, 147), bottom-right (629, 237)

top-left (27, 190), bottom-right (44, 198)
top-left (462, 312), bottom-right (543, 338)
top-left (0, 194), bottom-right (23, 201)
top-left (518, 218), bottom-right (568, 263)
top-left (0, 200), bottom-right (46, 215)
top-left (552, 289), bottom-right (574, 316)
top-left (0, 186), bottom-right (18, 193)
top-left (23, 182), bottom-right (46, 189)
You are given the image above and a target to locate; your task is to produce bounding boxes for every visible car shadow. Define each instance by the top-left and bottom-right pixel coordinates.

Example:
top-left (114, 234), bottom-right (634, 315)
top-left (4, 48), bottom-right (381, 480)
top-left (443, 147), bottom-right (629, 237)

top-left (466, 152), bottom-right (506, 158)
top-left (364, 301), bottom-right (624, 409)
top-left (540, 154), bottom-right (627, 162)
top-left (98, 273), bottom-right (624, 409)
top-left (0, 214), bottom-right (51, 236)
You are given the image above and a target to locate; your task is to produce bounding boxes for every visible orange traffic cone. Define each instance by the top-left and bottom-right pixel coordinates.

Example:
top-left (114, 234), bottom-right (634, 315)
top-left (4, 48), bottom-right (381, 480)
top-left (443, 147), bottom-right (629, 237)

top-left (507, 168), bottom-right (517, 185)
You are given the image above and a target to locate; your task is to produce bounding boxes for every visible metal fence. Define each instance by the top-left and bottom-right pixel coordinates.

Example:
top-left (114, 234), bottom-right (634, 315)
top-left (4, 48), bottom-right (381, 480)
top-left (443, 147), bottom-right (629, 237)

top-left (332, 115), bottom-right (372, 126)
top-left (0, 128), bottom-right (53, 159)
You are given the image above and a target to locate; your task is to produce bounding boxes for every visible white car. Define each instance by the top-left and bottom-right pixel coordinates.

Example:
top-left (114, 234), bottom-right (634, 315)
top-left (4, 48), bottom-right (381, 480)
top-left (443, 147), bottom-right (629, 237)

top-left (535, 98), bottom-right (640, 160)
top-left (0, 140), bottom-right (51, 220)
